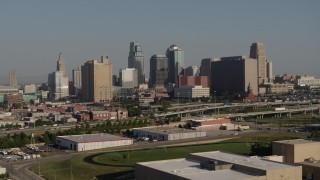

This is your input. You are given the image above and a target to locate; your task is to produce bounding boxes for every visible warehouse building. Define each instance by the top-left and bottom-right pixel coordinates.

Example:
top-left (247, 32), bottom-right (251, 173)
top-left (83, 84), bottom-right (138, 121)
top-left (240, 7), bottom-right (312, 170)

top-left (135, 151), bottom-right (302, 180)
top-left (56, 133), bottom-right (133, 151)
top-left (273, 138), bottom-right (320, 164)
top-left (273, 138), bottom-right (320, 179)
top-left (132, 127), bottom-right (206, 141)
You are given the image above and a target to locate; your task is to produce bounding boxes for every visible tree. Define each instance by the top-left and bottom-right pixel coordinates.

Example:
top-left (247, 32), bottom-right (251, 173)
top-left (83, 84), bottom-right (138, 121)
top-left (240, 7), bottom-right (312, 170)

top-left (310, 131), bottom-right (320, 138)
top-left (250, 142), bottom-right (272, 156)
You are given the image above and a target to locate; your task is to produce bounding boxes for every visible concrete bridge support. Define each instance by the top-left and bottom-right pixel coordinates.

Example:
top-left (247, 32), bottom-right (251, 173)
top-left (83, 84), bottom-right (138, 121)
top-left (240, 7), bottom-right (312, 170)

top-left (287, 113), bottom-right (292, 119)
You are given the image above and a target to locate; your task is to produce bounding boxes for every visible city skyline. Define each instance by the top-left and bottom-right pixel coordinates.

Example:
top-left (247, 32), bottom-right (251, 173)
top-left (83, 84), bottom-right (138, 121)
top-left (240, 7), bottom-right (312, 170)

top-left (0, 1), bottom-right (319, 84)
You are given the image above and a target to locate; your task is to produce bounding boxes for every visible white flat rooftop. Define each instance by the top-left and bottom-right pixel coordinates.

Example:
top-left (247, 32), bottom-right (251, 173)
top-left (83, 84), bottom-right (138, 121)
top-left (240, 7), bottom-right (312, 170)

top-left (191, 151), bottom-right (293, 170)
top-left (138, 158), bottom-right (258, 180)
top-left (57, 133), bottom-right (131, 143)
top-left (137, 151), bottom-right (297, 179)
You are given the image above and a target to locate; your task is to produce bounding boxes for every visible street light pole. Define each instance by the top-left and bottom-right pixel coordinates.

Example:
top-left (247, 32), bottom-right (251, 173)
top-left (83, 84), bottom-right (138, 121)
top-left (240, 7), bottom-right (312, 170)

top-left (214, 91), bottom-right (217, 116)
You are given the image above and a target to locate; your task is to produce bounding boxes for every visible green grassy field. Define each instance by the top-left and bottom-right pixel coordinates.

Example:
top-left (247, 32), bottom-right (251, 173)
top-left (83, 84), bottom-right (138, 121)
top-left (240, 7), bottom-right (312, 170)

top-left (29, 132), bottom-right (308, 180)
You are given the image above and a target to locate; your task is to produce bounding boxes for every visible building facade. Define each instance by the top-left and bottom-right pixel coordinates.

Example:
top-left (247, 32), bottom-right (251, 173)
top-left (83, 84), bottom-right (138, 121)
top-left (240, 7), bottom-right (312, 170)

top-left (166, 44), bottom-right (184, 84)
top-left (72, 67), bottom-right (82, 95)
top-left (295, 75), bottom-right (320, 88)
top-left (200, 58), bottom-right (220, 87)
top-left (56, 133), bottom-right (133, 151)
top-left (184, 66), bottom-right (200, 76)
top-left (9, 69), bottom-right (17, 87)
top-left (178, 76), bottom-right (209, 88)
top-left (149, 54), bottom-right (168, 89)
top-left (211, 56), bottom-right (258, 96)
top-left (133, 127), bottom-right (206, 141)
top-left (119, 68), bottom-right (138, 88)
top-left (81, 56), bottom-right (112, 102)
top-left (48, 71), bottom-right (69, 100)
top-left (266, 83), bottom-right (294, 93)
top-left (23, 84), bottom-right (37, 94)
top-left (48, 53), bottom-right (69, 100)
top-left (250, 42), bottom-right (272, 85)
top-left (174, 86), bottom-right (210, 98)
top-left (128, 41), bottom-right (145, 85)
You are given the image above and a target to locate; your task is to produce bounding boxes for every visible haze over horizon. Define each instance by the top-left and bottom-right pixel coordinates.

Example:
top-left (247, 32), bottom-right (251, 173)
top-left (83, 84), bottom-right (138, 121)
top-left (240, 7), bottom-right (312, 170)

top-left (0, 0), bottom-right (319, 85)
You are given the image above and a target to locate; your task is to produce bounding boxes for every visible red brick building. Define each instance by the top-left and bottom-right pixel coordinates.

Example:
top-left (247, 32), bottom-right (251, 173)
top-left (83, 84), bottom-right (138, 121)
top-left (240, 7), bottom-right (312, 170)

top-left (179, 76), bottom-right (209, 88)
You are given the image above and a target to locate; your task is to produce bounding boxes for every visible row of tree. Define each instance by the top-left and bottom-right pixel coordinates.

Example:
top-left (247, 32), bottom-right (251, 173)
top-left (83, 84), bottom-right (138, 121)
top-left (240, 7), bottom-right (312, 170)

top-left (0, 132), bottom-right (30, 149)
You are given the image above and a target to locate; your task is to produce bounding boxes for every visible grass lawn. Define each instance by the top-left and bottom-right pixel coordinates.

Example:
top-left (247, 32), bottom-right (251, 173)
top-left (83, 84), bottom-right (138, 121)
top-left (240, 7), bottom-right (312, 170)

top-left (30, 142), bottom-right (250, 180)
top-left (29, 132), bottom-right (308, 180)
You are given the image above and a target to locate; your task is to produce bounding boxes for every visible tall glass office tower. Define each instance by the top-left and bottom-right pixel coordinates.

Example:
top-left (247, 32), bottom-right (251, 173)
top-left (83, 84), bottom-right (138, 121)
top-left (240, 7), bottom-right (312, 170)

top-left (128, 41), bottom-right (145, 84)
top-left (166, 44), bottom-right (184, 84)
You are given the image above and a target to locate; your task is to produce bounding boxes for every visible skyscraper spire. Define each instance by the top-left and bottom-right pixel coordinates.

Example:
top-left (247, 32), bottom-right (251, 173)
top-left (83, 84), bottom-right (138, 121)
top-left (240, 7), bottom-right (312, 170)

top-left (56, 52), bottom-right (67, 78)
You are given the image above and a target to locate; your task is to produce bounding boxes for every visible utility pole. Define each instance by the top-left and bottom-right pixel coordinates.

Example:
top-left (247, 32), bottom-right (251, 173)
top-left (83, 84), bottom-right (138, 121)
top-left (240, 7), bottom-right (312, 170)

top-left (71, 165), bottom-right (73, 180)
top-left (214, 91), bottom-right (217, 116)
top-left (38, 161), bottom-right (41, 176)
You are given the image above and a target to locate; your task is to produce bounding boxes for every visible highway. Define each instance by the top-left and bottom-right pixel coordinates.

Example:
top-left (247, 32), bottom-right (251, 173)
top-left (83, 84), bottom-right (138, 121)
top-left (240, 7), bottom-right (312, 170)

top-left (155, 101), bottom-right (316, 118)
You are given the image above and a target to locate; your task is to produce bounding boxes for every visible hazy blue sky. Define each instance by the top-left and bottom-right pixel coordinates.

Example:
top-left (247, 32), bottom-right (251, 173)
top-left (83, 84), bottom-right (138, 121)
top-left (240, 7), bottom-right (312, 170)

top-left (0, 0), bottom-right (319, 84)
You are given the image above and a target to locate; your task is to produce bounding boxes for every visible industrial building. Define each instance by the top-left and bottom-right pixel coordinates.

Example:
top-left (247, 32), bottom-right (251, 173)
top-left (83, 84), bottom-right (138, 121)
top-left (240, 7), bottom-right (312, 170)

top-left (135, 151), bottom-right (302, 180)
top-left (273, 138), bottom-right (320, 164)
top-left (56, 133), bottom-right (133, 151)
top-left (273, 138), bottom-right (320, 179)
top-left (132, 127), bottom-right (206, 141)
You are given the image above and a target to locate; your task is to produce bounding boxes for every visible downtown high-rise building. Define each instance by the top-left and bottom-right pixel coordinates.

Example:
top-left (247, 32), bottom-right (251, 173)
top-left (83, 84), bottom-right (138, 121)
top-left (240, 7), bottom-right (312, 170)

top-left (149, 54), bottom-right (168, 89)
top-left (200, 58), bottom-right (221, 87)
top-left (250, 42), bottom-right (272, 85)
top-left (166, 44), bottom-right (184, 84)
top-left (211, 56), bottom-right (258, 96)
top-left (128, 41), bottom-right (145, 84)
top-left (57, 52), bottom-right (68, 78)
top-left (9, 69), bottom-right (17, 87)
top-left (184, 66), bottom-right (200, 76)
top-left (81, 56), bottom-right (112, 102)
top-left (48, 53), bottom-right (69, 100)
top-left (119, 68), bottom-right (138, 88)
top-left (72, 67), bottom-right (82, 95)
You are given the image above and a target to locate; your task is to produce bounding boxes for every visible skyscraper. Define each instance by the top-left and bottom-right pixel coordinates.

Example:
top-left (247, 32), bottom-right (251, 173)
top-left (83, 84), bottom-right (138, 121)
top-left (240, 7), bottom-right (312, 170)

top-left (57, 52), bottom-right (67, 78)
top-left (119, 68), bottom-right (138, 88)
top-left (184, 66), bottom-right (200, 76)
top-left (81, 56), bottom-right (112, 102)
top-left (9, 69), bottom-right (17, 87)
top-left (48, 71), bottom-right (69, 100)
top-left (211, 56), bottom-right (258, 96)
top-left (48, 53), bottom-right (69, 100)
top-left (128, 41), bottom-right (145, 84)
top-left (72, 67), bottom-right (82, 95)
top-left (250, 42), bottom-right (272, 85)
top-left (166, 44), bottom-right (184, 84)
top-left (200, 58), bottom-right (221, 87)
top-left (149, 54), bottom-right (168, 89)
